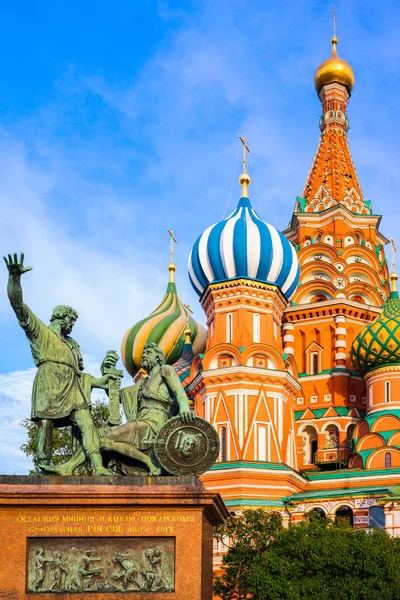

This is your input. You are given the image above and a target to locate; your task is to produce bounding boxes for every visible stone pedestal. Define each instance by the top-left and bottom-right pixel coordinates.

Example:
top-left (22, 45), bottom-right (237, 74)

top-left (0, 475), bottom-right (228, 599)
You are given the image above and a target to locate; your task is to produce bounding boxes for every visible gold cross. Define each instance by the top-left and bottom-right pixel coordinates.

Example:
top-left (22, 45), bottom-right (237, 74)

top-left (332, 5), bottom-right (337, 37)
top-left (167, 229), bottom-right (177, 264)
top-left (391, 237), bottom-right (397, 273)
top-left (239, 136), bottom-right (250, 173)
top-left (183, 303), bottom-right (193, 325)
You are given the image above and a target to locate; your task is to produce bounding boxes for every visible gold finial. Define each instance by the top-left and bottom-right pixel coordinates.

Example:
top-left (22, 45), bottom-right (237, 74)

top-left (183, 303), bottom-right (193, 344)
top-left (238, 136), bottom-right (251, 198)
top-left (313, 7), bottom-right (355, 94)
top-left (390, 238), bottom-right (398, 292)
top-left (167, 229), bottom-right (177, 282)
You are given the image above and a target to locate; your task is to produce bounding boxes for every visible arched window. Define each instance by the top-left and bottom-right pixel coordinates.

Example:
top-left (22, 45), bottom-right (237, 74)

top-left (226, 313), bottom-right (233, 343)
top-left (311, 352), bottom-right (319, 375)
top-left (315, 234), bottom-right (322, 243)
top-left (385, 381), bottom-right (390, 403)
top-left (335, 506), bottom-right (354, 526)
top-left (220, 427), bottom-right (227, 462)
top-left (253, 313), bottom-right (260, 343)
top-left (302, 425), bottom-right (318, 465)
top-left (385, 452), bottom-right (391, 468)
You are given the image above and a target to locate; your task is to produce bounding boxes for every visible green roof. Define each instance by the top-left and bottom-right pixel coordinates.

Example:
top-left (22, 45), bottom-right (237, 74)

top-left (336, 407), bottom-right (351, 416)
top-left (224, 499), bottom-right (285, 507)
top-left (313, 408), bottom-right (328, 418)
top-left (209, 461), bottom-right (306, 478)
top-left (365, 409), bottom-right (400, 428)
top-left (306, 467), bottom-right (400, 480)
top-left (294, 407), bottom-right (366, 421)
top-left (356, 448), bottom-right (377, 467)
top-left (378, 430), bottom-right (398, 444)
top-left (284, 485), bottom-right (389, 503)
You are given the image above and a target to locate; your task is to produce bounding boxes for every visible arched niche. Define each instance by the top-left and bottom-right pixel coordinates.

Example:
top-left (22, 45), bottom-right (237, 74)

top-left (300, 425), bottom-right (318, 466)
top-left (335, 505), bottom-right (354, 526)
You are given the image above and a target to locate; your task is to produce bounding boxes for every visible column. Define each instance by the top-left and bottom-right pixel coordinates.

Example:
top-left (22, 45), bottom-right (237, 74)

top-left (282, 323), bottom-right (295, 355)
top-left (334, 314), bottom-right (347, 369)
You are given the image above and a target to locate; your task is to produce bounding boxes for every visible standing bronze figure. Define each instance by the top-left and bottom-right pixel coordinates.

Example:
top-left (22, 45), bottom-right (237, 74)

top-left (4, 253), bottom-right (111, 475)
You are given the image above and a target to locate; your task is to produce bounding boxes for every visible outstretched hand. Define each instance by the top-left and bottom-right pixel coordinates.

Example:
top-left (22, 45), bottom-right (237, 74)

top-left (3, 253), bottom-right (32, 277)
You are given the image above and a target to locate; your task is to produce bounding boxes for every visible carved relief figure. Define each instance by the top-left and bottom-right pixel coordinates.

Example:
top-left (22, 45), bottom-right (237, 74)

top-left (141, 546), bottom-right (173, 591)
top-left (48, 552), bottom-right (68, 591)
top-left (112, 551), bottom-right (141, 590)
top-left (175, 431), bottom-right (202, 458)
top-left (31, 548), bottom-right (52, 592)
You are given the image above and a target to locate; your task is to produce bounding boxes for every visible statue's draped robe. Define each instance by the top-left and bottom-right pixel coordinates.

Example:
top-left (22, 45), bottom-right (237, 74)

top-left (18, 305), bottom-right (91, 420)
top-left (110, 365), bottom-right (180, 451)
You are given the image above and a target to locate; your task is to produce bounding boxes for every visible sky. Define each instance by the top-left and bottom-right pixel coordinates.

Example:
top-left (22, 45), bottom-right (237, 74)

top-left (0, 0), bottom-right (400, 473)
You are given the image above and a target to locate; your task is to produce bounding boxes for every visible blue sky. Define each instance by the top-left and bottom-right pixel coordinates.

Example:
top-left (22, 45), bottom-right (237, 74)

top-left (0, 0), bottom-right (400, 472)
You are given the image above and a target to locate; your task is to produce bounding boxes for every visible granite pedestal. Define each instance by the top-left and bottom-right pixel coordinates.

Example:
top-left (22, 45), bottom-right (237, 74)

top-left (0, 475), bottom-right (228, 599)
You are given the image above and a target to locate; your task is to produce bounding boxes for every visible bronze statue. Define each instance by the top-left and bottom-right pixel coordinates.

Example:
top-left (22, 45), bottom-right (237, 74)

top-left (54, 343), bottom-right (195, 476)
top-left (100, 343), bottom-right (194, 475)
top-left (4, 253), bottom-right (111, 475)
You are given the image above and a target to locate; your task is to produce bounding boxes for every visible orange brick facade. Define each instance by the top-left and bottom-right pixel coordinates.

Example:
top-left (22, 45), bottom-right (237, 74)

top-left (186, 37), bottom-right (400, 541)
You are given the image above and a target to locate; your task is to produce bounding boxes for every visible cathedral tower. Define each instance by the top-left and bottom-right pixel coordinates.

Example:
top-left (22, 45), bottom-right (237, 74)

top-left (282, 36), bottom-right (389, 471)
top-left (188, 146), bottom-right (303, 506)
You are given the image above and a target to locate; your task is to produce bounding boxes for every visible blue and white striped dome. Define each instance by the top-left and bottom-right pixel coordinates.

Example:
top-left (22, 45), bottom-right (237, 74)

top-left (188, 197), bottom-right (300, 300)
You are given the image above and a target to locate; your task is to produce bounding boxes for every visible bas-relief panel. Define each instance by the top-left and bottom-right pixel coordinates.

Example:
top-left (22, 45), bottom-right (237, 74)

top-left (27, 536), bottom-right (175, 593)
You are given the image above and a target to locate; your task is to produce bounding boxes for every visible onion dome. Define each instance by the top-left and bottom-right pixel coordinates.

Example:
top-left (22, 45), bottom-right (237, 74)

top-left (314, 36), bottom-right (355, 94)
top-left (121, 264), bottom-right (206, 376)
top-left (173, 327), bottom-right (196, 393)
top-left (351, 273), bottom-right (400, 376)
top-left (188, 165), bottom-right (300, 300)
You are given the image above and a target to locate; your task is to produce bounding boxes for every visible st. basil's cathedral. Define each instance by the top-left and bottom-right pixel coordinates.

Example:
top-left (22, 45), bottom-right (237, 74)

top-left (121, 31), bottom-right (400, 550)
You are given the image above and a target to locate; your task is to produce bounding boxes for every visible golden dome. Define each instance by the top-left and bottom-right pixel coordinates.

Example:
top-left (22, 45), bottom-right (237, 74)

top-left (314, 37), bottom-right (355, 94)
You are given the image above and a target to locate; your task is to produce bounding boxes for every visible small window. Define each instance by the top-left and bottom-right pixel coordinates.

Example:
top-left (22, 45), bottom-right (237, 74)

top-left (253, 355), bottom-right (268, 368)
top-left (315, 234), bottom-right (322, 243)
top-left (369, 385), bottom-right (373, 407)
top-left (385, 452), bottom-right (392, 468)
top-left (385, 381), bottom-right (390, 403)
top-left (350, 395), bottom-right (356, 403)
top-left (226, 313), bottom-right (233, 343)
top-left (310, 395), bottom-right (318, 403)
top-left (220, 427), bottom-right (227, 462)
top-left (218, 355), bottom-right (232, 369)
top-left (311, 352), bottom-right (319, 375)
top-left (324, 394), bottom-right (331, 403)
top-left (297, 397), bottom-right (304, 405)
top-left (362, 397), bottom-right (367, 405)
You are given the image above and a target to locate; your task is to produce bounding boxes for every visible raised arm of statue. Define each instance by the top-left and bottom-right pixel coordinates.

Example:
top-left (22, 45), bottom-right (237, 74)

top-left (161, 364), bottom-right (195, 423)
top-left (3, 253), bottom-right (32, 323)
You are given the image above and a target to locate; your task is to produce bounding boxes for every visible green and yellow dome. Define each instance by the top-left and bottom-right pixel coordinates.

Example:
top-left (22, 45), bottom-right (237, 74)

top-left (351, 274), bottom-right (400, 376)
top-left (121, 263), bottom-right (207, 376)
